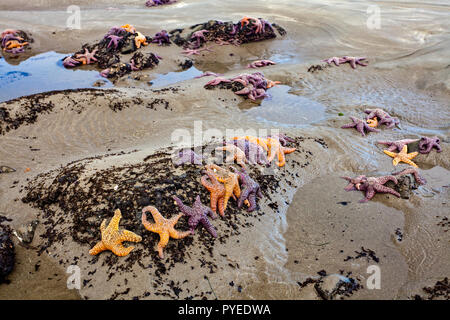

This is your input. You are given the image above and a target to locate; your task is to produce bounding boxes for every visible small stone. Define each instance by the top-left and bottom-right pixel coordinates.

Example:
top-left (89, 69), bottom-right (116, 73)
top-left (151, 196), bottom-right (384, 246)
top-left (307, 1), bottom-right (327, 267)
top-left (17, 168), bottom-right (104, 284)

top-left (0, 166), bottom-right (16, 174)
top-left (15, 220), bottom-right (39, 244)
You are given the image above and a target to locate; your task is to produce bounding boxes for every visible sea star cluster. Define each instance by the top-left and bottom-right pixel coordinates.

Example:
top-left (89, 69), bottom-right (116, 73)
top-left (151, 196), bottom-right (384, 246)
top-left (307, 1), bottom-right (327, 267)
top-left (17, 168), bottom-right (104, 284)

top-left (62, 25), bottom-right (159, 79)
top-left (171, 17), bottom-right (285, 53)
top-left (341, 175), bottom-right (400, 203)
top-left (204, 72), bottom-right (280, 101)
top-left (145, 0), bottom-right (177, 7)
top-left (1, 29), bottom-right (31, 54)
top-left (341, 108), bottom-right (400, 136)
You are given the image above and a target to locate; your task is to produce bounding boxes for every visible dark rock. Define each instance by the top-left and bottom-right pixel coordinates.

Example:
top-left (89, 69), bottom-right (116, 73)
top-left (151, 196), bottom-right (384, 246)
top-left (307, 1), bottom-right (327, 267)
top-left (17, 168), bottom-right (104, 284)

top-left (0, 225), bottom-right (15, 284)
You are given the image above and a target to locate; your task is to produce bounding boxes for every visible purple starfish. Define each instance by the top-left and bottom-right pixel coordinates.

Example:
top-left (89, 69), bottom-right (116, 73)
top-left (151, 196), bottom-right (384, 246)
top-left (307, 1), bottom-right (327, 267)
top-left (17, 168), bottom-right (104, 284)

top-left (377, 139), bottom-right (419, 152)
top-left (146, 0), bottom-right (176, 6)
top-left (181, 46), bottom-right (213, 56)
top-left (173, 149), bottom-right (203, 166)
top-left (194, 71), bottom-right (224, 79)
top-left (322, 56), bottom-right (346, 66)
top-left (357, 175), bottom-right (400, 203)
top-left (106, 35), bottom-right (123, 49)
top-left (418, 136), bottom-right (442, 154)
top-left (173, 195), bottom-right (217, 237)
top-left (105, 26), bottom-right (127, 37)
top-left (392, 168), bottom-right (427, 185)
top-left (232, 168), bottom-right (263, 212)
top-left (152, 30), bottom-right (170, 46)
top-left (341, 56), bottom-right (368, 69)
top-left (227, 139), bottom-right (268, 165)
top-left (268, 133), bottom-right (295, 146)
top-left (1, 33), bottom-right (22, 48)
top-left (62, 56), bottom-right (81, 68)
top-left (190, 30), bottom-right (209, 49)
top-left (204, 77), bottom-right (231, 87)
top-left (341, 175), bottom-right (367, 192)
top-left (364, 108), bottom-right (399, 129)
top-left (5, 46), bottom-right (25, 54)
top-left (341, 116), bottom-right (380, 136)
top-left (246, 60), bottom-right (276, 69)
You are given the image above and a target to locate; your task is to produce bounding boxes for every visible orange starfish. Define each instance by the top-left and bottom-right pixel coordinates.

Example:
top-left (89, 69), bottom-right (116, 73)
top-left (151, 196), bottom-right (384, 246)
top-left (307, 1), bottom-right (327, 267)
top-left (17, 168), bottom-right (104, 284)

top-left (231, 135), bottom-right (268, 152)
top-left (367, 117), bottom-right (378, 128)
top-left (5, 40), bottom-right (28, 50)
top-left (265, 137), bottom-right (296, 167)
top-left (205, 164), bottom-right (242, 210)
top-left (121, 24), bottom-right (136, 33)
top-left (383, 145), bottom-right (419, 168)
top-left (266, 80), bottom-right (281, 89)
top-left (141, 205), bottom-right (190, 259)
top-left (201, 169), bottom-right (226, 217)
top-left (134, 32), bottom-right (148, 48)
top-left (216, 144), bottom-right (247, 168)
top-left (89, 209), bottom-right (142, 257)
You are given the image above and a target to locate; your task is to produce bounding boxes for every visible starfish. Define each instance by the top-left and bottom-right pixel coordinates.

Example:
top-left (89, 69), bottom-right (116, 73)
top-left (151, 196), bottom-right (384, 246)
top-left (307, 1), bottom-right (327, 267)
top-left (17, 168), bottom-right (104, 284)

top-left (377, 139), bottom-right (419, 152)
top-left (266, 80), bottom-right (281, 89)
top-left (204, 77), bottom-right (231, 86)
top-left (152, 30), bottom-right (170, 46)
top-left (121, 24), bottom-right (136, 34)
top-left (105, 26), bottom-right (127, 37)
top-left (190, 30), bottom-right (209, 48)
top-left (227, 139), bottom-right (268, 165)
top-left (100, 68), bottom-right (110, 78)
top-left (89, 209), bottom-right (142, 257)
top-left (173, 148), bottom-right (203, 166)
top-left (383, 145), bottom-right (419, 168)
top-left (1, 34), bottom-right (23, 48)
top-left (106, 35), bottom-right (123, 50)
top-left (216, 144), bottom-right (248, 168)
top-left (341, 116), bottom-right (380, 136)
top-left (5, 40), bottom-right (27, 50)
top-left (241, 17), bottom-right (258, 27)
top-left (233, 167), bottom-right (263, 212)
top-left (322, 56), bottom-right (346, 66)
top-left (247, 60), bottom-right (276, 69)
top-left (366, 117), bottom-right (378, 128)
top-left (182, 46), bottom-right (213, 56)
top-left (392, 168), bottom-right (427, 185)
top-left (194, 71), bottom-right (223, 78)
top-left (232, 136), bottom-right (269, 152)
top-left (134, 32), bottom-right (148, 48)
top-left (75, 48), bottom-right (98, 65)
top-left (264, 137), bottom-right (296, 167)
top-left (240, 17), bottom-right (262, 33)
top-left (341, 175), bottom-right (368, 192)
top-left (364, 108), bottom-right (399, 129)
top-left (141, 206), bottom-right (190, 259)
top-left (341, 56), bottom-right (368, 69)
top-left (418, 136), bottom-right (442, 154)
top-left (357, 176), bottom-right (400, 203)
top-left (173, 195), bottom-right (217, 237)
top-left (201, 169), bottom-right (226, 217)
top-left (62, 56), bottom-right (81, 68)
top-left (205, 164), bottom-right (241, 210)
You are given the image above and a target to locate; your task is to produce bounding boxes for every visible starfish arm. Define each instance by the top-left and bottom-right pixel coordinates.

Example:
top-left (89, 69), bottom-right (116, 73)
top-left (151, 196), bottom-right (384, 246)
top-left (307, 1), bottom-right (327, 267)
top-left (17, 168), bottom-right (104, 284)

top-left (363, 186), bottom-right (375, 202)
top-left (112, 244), bottom-right (135, 257)
top-left (200, 217), bottom-right (217, 237)
top-left (120, 230), bottom-right (142, 243)
top-left (341, 123), bottom-right (356, 129)
top-left (365, 124), bottom-right (380, 132)
top-left (217, 196), bottom-right (225, 216)
top-left (377, 175), bottom-right (398, 185)
top-left (173, 196), bottom-right (194, 216)
top-left (157, 232), bottom-right (170, 259)
top-left (144, 206), bottom-right (164, 225)
top-left (344, 183), bottom-right (357, 191)
top-left (141, 212), bottom-right (159, 233)
top-left (247, 193), bottom-right (257, 212)
top-left (392, 157), bottom-right (401, 166)
top-left (89, 241), bottom-right (107, 255)
top-left (233, 181), bottom-right (241, 199)
top-left (207, 207), bottom-right (217, 220)
top-left (170, 213), bottom-right (185, 225)
top-left (100, 219), bottom-right (107, 233)
top-left (238, 187), bottom-right (251, 208)
top-left (407, 152), bottom-right (419, 160)
top-left (383, 150), bottom-right (397, 158)
top-left (201, 175), bottom-right (214, 190)
top-left (373, 184), bottom-right (400, 198)
top-left (109, 209), bottom-right (122, 231)
top-left (403, 158), bottom-right (418, 168)
top-left (257, 187), bottom-right (263, 199)
top-left (356, 122), bottom-right (366, 136)
top-left (283, 147), bottom-right (296, 154)
top-left (169, 229), bottom-right (191, 239)
top-left (276, 150), bottom-right (286, 167)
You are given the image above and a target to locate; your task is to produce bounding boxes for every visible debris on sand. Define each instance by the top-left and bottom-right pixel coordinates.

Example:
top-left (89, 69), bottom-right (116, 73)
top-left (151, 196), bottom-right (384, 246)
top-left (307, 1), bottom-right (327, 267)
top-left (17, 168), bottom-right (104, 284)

top-left (0, 223), bottom-right (15, 284)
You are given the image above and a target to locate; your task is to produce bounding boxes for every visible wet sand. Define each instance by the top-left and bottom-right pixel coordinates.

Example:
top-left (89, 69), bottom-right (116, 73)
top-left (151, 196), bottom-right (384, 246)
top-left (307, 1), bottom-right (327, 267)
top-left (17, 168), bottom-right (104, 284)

top-left (0, 0), bottom-right (449, 300)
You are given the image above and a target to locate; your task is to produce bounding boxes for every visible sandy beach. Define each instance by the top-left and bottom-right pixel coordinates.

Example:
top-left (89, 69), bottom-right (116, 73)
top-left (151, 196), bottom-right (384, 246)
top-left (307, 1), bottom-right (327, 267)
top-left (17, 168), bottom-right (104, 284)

top-left (0, 0), bottom-right (449, 300)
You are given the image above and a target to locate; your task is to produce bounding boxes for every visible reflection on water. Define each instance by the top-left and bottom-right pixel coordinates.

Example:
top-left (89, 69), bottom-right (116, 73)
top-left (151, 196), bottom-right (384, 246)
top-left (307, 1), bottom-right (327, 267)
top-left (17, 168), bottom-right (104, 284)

top-left (0, 51), bottom-right (112, 102)
top-left (149, 66), bottom-right (203, 87)
top-left (241, 85), bottom-right (326, 127)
